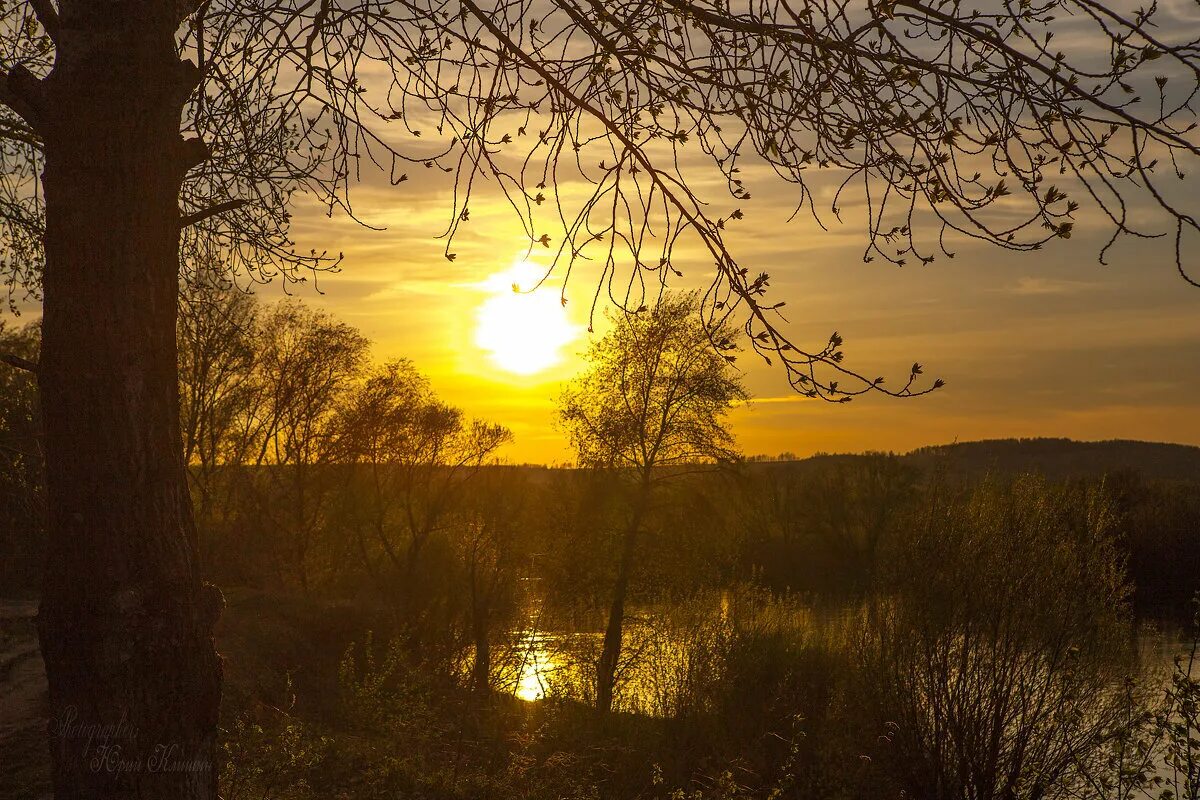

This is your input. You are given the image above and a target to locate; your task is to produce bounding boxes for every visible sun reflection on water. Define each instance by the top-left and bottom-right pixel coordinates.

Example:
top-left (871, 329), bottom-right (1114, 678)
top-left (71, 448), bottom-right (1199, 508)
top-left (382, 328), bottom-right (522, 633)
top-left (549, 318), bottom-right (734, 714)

top-left (514, 630), bottom-right (558, 702)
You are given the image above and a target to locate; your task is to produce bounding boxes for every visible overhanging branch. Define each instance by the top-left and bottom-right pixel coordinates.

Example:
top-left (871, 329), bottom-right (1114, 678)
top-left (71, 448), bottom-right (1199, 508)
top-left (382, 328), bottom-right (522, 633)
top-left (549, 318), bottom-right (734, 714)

top-left (1, 352), bottom-right (38, 374)
top-left (0, 65), bottom-right (48, 131)
top-left (179, 199), bottom-right (247, 228)
top-left (28, 0), bottom-right (60, 44)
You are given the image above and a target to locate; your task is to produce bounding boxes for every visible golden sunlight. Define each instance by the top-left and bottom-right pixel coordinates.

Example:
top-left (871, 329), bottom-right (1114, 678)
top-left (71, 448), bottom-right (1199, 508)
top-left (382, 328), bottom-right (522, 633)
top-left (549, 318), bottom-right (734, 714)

top-left (513, 630), bottom-right (556, 701)
top-left (474, 259), bottom-right (580, 376)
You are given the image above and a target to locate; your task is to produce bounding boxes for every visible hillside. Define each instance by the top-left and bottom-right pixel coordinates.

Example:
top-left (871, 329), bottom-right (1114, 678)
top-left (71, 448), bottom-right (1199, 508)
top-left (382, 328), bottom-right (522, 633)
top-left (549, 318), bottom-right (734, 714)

top-left (902, 438), bottom-right (1200, 482)
top-left (746, 438), bottom-right (1200, 482)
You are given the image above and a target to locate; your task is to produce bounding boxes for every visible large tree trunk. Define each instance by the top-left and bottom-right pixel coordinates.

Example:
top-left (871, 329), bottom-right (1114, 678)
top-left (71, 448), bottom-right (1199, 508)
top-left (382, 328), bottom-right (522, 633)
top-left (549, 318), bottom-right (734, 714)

top-left (34, 3), bottom-right (223, 798)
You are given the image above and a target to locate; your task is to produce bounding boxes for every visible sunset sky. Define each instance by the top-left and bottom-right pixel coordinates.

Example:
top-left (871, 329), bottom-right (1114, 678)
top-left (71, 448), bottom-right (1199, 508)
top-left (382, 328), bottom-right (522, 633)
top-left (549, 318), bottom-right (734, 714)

top-left (264, 145), bottom-right (1200, 465)
top-left (7, 2), bottom-right (1197, 467)
top-left (5, 140), bottom-right (1192, 465)
top-left (228, 0), bottom-right (1199, 465)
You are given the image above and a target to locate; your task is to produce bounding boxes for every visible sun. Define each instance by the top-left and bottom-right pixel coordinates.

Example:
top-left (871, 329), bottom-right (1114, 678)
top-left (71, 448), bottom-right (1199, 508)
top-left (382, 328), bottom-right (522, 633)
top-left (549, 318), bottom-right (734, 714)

top-left (474, 260), bottom-right (580, 376)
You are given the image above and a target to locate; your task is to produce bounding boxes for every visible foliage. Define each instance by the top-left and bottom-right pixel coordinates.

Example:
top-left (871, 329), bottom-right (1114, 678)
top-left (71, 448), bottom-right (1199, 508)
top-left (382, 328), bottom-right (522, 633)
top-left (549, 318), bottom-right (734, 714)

top-left (736, 453), bottom-right (917, 595)
top-left (0, 319), bottom-right (40, 592)
top-left (332, 359), bottom-right (512, 598)
top-left (221, 710), bottom-right (328, 800)
top-left (2, 0), bottom-right (1199, 394)
top-left (558, 291), bottom-right (747, 712)
top-left (178, 270), bottom-right (260, 475)
top-left (1074, 599), bottom-right (1200, 800)
top-left (559, 292), bottom-right (747, 476)
top-left (8, 290), bottom-right (1200, 797)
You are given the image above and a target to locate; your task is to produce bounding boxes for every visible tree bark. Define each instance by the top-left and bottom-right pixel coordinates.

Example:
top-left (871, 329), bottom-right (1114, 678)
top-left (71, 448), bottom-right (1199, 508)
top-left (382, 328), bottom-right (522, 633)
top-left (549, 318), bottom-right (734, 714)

top-left (32, 3), bottom-right (223, 798)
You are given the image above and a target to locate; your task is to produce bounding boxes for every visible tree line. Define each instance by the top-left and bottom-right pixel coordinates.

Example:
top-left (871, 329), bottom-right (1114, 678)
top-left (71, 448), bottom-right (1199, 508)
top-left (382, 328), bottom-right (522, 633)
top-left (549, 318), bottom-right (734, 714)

top-left (4, 283), bottom-right (1199, 707)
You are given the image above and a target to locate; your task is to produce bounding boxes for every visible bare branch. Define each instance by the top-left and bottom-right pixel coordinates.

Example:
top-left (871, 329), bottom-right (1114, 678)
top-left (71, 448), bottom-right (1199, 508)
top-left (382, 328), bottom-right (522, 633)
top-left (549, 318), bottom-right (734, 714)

top-left (0, 65), bottom-right (47, 130)
top-left (1, 351), bottom-right (37, 373)
top-left (5, 0), bottom-right (1197, 398)
top-left (180, 199), bottom-right (247, 229)
top-left (173, 0), bottom-right (212, 27)
top-left (28, 0), bottom-right (59, 43)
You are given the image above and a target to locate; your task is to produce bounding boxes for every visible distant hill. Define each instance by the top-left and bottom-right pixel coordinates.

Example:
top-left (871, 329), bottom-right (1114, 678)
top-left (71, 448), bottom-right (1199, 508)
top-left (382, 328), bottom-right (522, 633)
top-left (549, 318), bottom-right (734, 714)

top-left (744, 438), bottom-right (1200, 482)
top-left (896, 438), bottom-right (1200, 482)
top-left (529, 438), bottom-right (1200, 482)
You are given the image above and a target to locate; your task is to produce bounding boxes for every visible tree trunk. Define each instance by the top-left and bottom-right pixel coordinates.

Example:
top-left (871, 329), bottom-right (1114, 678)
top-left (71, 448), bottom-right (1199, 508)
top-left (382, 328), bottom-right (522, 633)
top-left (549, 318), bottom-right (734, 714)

top-left (595, 482), bottom-right (648, 714)
top-left (34, 4), bottom-right (222, 798)
top-left (467, 554), bottom-right (491, 694)
top-left (294, 463), bottom-right (311, 595)
top-left (471, 613), bottom-right (491, 694)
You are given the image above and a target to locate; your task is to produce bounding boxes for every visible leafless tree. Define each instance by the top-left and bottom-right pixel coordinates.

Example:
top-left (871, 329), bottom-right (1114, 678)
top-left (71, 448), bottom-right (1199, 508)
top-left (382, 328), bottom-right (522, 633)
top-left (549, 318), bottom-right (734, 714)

top-left (178, 270), bottom-right (261, 544)
top-left (246, 300), bottom-right (368, 592)
top-left (857, 475), bottom-right (1133, 800)
top-left (452, 467), bottom-right (527, 694)
top-left (0, 319), bottom-right (40, 591)
top-left (798, 452), bottom-right (917, 588)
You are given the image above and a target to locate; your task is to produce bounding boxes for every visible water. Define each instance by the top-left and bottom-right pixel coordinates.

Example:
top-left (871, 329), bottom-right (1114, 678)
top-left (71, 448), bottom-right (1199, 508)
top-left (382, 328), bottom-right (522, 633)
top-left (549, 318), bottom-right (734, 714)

top-left (504, 593), bottom-right (852, 712)
top-left (512, 629), bottom-right (566, 702)
top-left (506, 598), bottom-right (1199, 711)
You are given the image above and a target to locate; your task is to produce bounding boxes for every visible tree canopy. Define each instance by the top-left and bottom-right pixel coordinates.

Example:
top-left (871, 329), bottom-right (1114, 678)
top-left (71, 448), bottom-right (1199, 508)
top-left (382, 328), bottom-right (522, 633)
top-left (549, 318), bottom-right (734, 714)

top-left (559, 292), bottom-right (747, 476)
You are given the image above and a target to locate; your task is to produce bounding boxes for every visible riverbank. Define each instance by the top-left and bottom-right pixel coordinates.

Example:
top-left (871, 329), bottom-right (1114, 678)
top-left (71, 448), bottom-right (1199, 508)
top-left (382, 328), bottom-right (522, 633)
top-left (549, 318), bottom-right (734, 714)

top-left (2, 586), bottom-right (1196, 800)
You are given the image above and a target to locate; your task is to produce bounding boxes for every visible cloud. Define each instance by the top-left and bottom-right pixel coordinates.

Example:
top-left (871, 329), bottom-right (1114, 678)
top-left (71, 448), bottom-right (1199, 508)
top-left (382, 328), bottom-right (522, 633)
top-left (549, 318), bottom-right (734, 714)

top-left (1004, 277), bottom-right (1099, 296)
top-left (739, 395), bottom-right (811, 406)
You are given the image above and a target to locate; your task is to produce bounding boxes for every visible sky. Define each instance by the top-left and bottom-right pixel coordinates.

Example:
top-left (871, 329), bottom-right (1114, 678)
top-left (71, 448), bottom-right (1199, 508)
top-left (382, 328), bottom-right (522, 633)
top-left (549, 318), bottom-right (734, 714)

top-left (268, 149), bottom-right (1200, 465)
top-left (225, 0), bottom-right (1199, 467)
top-left (9, 1), bottom-right (1199, 467)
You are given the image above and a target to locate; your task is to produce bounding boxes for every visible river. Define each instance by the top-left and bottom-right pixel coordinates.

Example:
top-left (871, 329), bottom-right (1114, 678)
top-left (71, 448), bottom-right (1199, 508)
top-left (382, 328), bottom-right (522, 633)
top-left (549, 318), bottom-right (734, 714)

top-left (504, 594), bottom-right (1199, 711)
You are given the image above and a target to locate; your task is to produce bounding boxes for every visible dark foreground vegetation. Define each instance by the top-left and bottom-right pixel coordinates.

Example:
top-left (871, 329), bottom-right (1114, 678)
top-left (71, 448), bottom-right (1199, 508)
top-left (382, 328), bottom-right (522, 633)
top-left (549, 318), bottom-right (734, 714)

top-left (2, 302), bottom-right (1199, 799)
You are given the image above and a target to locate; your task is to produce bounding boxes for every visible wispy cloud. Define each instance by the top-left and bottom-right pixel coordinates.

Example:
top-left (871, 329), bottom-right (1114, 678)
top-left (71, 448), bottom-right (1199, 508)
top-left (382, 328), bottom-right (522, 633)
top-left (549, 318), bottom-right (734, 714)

top-left (738, 395), bottom-right (810, 406)
top-left (1004, 277), bottom-right (1099, 296)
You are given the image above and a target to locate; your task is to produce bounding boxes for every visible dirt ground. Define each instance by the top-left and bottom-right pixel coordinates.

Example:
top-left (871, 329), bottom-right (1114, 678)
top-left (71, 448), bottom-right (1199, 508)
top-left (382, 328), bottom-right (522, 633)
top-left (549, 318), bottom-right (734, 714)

top-left (0, 599), bottom-right (50, 800)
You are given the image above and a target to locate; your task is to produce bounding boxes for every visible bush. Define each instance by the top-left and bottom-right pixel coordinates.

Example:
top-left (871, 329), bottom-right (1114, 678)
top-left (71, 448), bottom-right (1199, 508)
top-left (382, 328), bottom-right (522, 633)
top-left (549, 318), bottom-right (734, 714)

top-left (854, 475), bottom-right (1134, 800)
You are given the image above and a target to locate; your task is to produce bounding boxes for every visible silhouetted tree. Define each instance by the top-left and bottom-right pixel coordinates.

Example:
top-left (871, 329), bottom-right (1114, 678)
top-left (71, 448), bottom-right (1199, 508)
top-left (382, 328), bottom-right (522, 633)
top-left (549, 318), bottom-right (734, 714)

top-left (558, 292), bottom-right (746, 713)
top-left (249, 300), bottom-right (368, 592)
top-left (857, 475), bottom-right (1132, 800)
top-left (178, 271), bottom-right (260, 549)
top-left (334, 360), bottom-right (511, 644)
top-left (0, 319), bottom-right (40, 592)
top-left (0, 0), bottom-right (1197, 794)
top-left (799, 453), bottom-right (917, 590)
top-left (453, 467), bottom-right (527, 693)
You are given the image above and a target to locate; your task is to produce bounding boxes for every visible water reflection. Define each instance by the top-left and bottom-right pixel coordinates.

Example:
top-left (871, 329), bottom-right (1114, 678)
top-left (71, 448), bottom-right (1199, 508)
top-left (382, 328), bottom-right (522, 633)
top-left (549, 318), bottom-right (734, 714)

top-left (506, 597), bottom-right (1196, 714)
top-left (514, 630), bottom-right (558, 701)
top-left (505, 592), bottom-right (834, 714)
